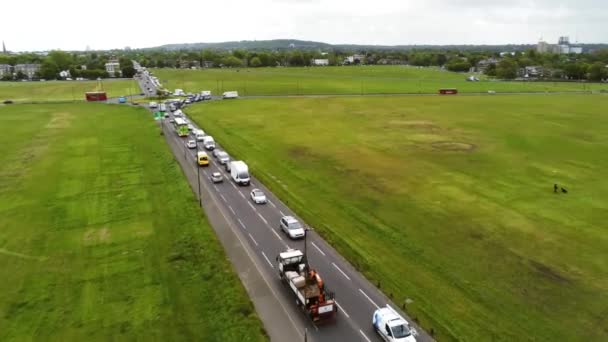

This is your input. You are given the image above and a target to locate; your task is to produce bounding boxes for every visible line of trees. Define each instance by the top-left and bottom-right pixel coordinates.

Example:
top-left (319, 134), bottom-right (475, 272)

top-left (0, 51), bottom-right (136, 80)
top-left (3, 47), bottom-right (607, 82)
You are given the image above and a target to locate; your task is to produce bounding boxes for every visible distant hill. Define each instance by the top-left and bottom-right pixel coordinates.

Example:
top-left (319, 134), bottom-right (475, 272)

top-left (148, 39), bottom-right (608, 52)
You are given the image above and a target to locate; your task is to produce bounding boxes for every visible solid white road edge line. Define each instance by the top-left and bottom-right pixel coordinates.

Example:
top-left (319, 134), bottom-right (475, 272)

top-left (333, 262), bottom-right (351, 280)
top-left (359, 288), bottom-right (380, 309)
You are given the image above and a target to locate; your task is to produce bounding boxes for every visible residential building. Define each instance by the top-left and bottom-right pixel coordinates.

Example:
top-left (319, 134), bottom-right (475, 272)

top-left (105, 57), bottom-right (120, 77)
top-left (312, 59), bottom-right (329, 66)
top-left (344, 54), bottom-right (365, 64)
top-left (476, 58), bottom-right (499, 73)
top-left (0, 64), bottom-right (12, 78)
top-left (13, 64), bottom-right (40, 79)
top-left (519, 66), bottom-right (545, 78)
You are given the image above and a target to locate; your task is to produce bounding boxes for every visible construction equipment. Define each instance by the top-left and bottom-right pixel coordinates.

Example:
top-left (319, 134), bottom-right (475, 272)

top-left (277, 248), bottom-right (337, 324)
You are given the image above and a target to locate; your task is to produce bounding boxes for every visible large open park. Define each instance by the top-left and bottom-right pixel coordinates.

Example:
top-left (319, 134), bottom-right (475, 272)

top-left (0, 79), bottom-right (140, 103)
top-left (1, 64), bottom-right (607, 341)
top-left (184, 90), bottom-right (608, 341)
top-left (153, 66), bottom-right (606, 96)
top-left (0, 103), bottom-right (267, 341)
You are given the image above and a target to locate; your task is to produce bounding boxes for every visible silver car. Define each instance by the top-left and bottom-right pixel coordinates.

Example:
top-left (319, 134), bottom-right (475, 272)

top-left (250, 189), bottom-right (267, 204)
top-left (217, 151), bottom-right (230, 164)
top-left (211, 172), bottom-right (223, 183)
top-left (186, 140), bottom-right (197, 149)
top-left (279, 216), bottom-right (305, 239)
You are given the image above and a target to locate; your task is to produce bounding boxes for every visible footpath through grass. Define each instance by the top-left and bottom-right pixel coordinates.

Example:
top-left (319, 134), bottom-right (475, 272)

top-left (0, 79), bottom-right (141, 103)
top-left (187, 94), bottom-right (608, 341)
top-left (152, 66), bottom-right (605, 96)
top-left (0, 103), bottom-right (267, 341)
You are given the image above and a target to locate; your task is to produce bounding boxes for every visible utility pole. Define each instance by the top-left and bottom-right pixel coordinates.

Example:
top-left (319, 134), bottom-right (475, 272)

top-left (196, 143), bottom-right (202, 207)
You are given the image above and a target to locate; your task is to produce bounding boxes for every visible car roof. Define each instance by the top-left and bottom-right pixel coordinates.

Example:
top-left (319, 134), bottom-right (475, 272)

top-left (282, 216), bottom-right (298, 223)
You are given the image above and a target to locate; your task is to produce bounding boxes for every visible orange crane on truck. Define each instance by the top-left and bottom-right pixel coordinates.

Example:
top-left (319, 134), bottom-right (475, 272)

top-left (276, 248), bottom-right (338, 324)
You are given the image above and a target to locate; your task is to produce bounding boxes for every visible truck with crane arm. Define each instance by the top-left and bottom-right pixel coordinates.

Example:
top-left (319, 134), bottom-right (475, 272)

top-left (276, 248), bottom-right (337, 324)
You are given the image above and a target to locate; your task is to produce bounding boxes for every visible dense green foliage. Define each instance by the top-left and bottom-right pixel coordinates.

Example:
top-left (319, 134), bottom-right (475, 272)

top-left (187, 95), bottom-right (608, 342)
top-left (0, 104), bottom-right (267, 341)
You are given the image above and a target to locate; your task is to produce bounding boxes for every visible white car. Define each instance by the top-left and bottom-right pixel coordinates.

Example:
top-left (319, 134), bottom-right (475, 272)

top-left (187, 124), bottom-right (195, 131)
top-left (186, 140), bottom-right (197, 149)
top-left (372, 305), bottom-right (416, 342)
top-left (149, 102), bottom-right (158, 108)
top-left (250, 189), bottom-right (267, 204)
top-left (279, 216), bottom-right (305, 239)
top-left (211, 172), bottom-right (223, 183)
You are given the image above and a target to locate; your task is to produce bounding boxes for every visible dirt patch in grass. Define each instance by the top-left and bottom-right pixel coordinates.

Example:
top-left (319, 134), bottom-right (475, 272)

top-left (431, 141), bottom-right (476, 152)
top-left (83, 227), bottom-right (111, 245)
top-left (288, 146), bottom-right (321, 162)
top-left (529, 260), bottom-right (571, 284)
top-left (389, 120), bottom-right (440, 130)
top-left (45, 112), bottom-right (72, 129)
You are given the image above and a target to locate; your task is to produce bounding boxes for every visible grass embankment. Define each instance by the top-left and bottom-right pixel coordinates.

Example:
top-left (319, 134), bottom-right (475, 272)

top-left (0, 103), bottom-right (267, 341)
top-left (0, 79), bottom-right (141, 103)
top-left (187, 95), bottom-right (608, 341)
top-left (153, 66), bottom-right (605, 96)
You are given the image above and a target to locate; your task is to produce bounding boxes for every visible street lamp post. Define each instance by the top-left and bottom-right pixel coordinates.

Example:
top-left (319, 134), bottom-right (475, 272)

top-left (196, 143), bottom-right (202, 207)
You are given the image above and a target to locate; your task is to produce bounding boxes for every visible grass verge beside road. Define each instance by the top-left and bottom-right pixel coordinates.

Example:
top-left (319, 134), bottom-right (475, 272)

top-left (187, 94), bottom-right (608, 341)
top-left (152, 66), bottom-right (605, 96)
top-left (0, 79), bottom-right (141, 103)
top-left (0, 103), bottom-right (267, 341)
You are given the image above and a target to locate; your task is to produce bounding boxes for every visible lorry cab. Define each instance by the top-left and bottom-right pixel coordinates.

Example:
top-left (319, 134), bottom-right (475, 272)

top-left (373, 305), bottom-right (416, 342)
top-left (197, 151), bottom-right (209, 166)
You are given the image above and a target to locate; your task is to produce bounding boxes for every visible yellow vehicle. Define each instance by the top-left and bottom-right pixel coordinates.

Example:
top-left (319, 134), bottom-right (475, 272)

top-left (197, 151), bottom-right (209, 166)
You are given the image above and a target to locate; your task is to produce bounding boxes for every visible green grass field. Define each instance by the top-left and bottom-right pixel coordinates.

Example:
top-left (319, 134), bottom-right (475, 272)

top-left (187, 94), bottom-right (608, 341)
top-left (0, 103), bottom-right (266, 341)
top-left (0, 79), bottom-right (141, 103)
top-left (152, 66), bottom-right (606, 96)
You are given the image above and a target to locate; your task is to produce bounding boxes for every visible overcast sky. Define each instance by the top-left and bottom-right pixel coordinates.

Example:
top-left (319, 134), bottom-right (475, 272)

top-left (2, 0), bottom-right (606, 51)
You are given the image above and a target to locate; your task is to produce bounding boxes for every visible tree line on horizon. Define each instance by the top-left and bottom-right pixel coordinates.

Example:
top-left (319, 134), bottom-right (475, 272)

top-left (2, 47), bottom-right (607, 81)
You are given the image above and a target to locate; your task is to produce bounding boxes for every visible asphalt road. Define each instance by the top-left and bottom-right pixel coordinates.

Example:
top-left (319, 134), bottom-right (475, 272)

top-left (135, 72), bottom-right (433, 342)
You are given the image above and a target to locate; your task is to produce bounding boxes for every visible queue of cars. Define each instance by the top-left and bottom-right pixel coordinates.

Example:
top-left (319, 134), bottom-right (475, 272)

top-left (159, 87), bottom-right (418, 341)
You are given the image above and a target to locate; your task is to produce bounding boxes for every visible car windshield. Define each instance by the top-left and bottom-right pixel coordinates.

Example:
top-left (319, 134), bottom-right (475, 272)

top-left (238, 171), bottom-right (249, 178)
top-left (390, 323), bottom-right (411, 338)
top-left (288, 221), bottom-right (302, 230)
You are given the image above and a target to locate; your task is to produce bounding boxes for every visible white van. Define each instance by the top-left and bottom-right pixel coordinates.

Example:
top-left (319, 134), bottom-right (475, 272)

top-left (222, 91), bottom-right (239, 99)
top-left (202, 136), bottom-right (215, 150)
top-left (230, 161), bottom-right (250, 186)
top-left (200, 90), bottom-right (212, 100)
top-left (174, 89), bottom-right (185, 96)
